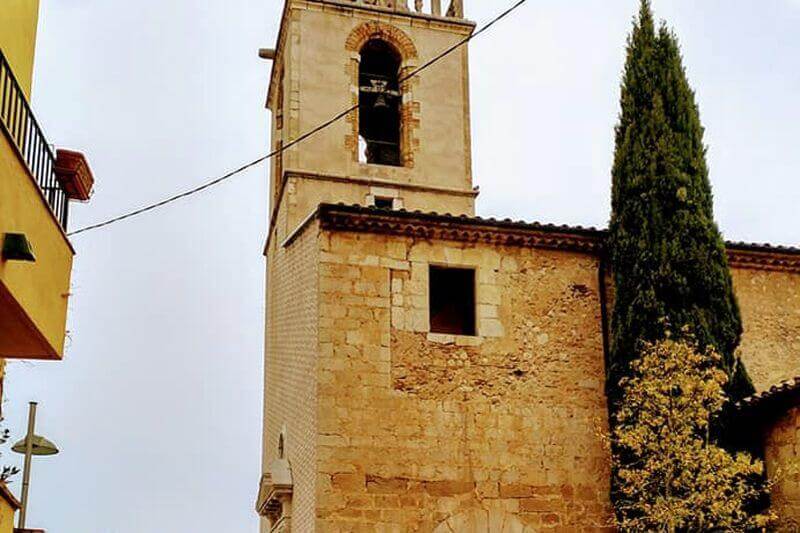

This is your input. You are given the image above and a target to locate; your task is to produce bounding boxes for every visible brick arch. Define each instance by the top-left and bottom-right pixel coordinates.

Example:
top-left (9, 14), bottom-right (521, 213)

top-left (345, 21), bottom-right (418, 60)
top-left (344, 21), bottom-right (420, 168)
top-left (432, 508), bottom-right (531, 532)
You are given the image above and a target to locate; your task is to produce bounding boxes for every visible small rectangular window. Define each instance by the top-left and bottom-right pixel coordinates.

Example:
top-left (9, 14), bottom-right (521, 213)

top-left (429, 266), bottom-right (476, 336)
top-left (374, 197), bottom-right (394, 209)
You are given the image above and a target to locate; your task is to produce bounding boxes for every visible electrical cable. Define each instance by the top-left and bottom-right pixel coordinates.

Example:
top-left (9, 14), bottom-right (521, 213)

top-left (68, 0), bottom-right (527, 237)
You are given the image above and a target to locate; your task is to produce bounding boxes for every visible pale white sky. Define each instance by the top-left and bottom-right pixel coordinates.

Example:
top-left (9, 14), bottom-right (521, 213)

top-left (2, 1), bottom-right (798, 531)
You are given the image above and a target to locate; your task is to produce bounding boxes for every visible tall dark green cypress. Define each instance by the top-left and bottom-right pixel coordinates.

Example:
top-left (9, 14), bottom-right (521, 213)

top-left (608, 0), bottom-right (754, 404)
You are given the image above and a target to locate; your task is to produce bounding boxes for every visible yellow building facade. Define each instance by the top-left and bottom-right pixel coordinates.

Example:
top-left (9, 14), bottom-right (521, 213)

top-left (0, 0), bottom-right (40, 100)
top-left (0, 0), bottom-right (94, 361)
top-left (0, 482), bottom-right (20, 533)
top-left (258, 1), bottom-right (800, 531)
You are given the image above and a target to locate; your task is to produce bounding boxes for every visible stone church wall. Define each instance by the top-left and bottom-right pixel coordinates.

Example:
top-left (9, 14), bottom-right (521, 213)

top-left (731, 265), bottom-right (800, 529)
top-left (764, 405), bottom-right (800, 530)
top-left (262, 221), bottom-right (321, 533)
top-left (314, 228), bottom-right (614, 531)
top-left (733, 267), bottom-right (800, 392)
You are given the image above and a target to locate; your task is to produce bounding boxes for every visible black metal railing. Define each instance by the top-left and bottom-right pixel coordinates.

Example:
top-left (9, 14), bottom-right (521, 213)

top-left (0, 49), bottom-right (69, 230)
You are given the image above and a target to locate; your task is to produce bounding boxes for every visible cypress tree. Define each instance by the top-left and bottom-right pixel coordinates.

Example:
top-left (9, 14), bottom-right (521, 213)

top-left (607, 0), bottom-right (754, 406)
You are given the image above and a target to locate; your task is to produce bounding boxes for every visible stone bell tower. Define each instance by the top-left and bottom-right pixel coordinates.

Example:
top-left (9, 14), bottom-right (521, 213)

top-left (264, 0), bottom-right (477, 246)
top-left (258, 1), bottom-right (478, 531)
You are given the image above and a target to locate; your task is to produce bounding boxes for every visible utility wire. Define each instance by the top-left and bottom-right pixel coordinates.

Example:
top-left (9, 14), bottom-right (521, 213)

top-left (68, 0), bottom-right (528, 237)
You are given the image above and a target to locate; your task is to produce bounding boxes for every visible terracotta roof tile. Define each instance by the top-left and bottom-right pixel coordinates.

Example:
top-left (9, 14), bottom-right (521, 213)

top-left (323, 203), bottom-right (800, 255)
top-left (734, 376), bottom-right (800, 415)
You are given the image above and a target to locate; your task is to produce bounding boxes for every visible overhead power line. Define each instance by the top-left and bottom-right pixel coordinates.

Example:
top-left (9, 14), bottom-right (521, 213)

top-left (68, 0), bottom-right (528, 237)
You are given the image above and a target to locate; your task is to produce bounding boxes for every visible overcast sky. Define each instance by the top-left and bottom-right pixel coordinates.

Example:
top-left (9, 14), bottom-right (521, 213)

top-left (3, 1), bottom-right (798, 531)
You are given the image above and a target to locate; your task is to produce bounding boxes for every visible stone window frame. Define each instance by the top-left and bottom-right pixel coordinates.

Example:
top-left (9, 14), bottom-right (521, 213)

top-left (345, 21), bottom-right (420, 169)
top-left (428, 263), bottom-right (478, 337)
top-left (365, 186), bottom-right (405, 210)
top-left (390, 253), bottom-right (505, 343)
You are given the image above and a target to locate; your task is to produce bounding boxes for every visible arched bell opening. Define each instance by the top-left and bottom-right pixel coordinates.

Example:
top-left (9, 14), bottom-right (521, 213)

top-left (359, 39), bottom-right (403, 167)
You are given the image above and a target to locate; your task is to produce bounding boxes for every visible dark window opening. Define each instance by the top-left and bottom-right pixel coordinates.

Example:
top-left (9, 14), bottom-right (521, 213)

top-left (359, 40), bottom-right (402, 167)
top-left (374, 197), bottom-right (394, 209)
top-left (429, 266), bottom-right (476, 336)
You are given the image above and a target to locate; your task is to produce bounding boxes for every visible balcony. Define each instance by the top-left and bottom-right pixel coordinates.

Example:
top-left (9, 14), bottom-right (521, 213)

top-left (0, 50), bottom-right (70, 230)
top-left (0, 48), bottom-right (93, 360)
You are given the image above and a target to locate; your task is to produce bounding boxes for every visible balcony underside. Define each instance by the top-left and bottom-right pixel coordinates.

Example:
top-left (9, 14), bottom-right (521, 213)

top-left (0, 281), bottom-right (59, 360)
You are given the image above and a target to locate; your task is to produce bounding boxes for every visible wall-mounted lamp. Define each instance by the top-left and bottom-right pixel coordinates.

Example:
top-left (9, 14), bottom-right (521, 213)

top-left (2, 234), bottom-right (35, 262)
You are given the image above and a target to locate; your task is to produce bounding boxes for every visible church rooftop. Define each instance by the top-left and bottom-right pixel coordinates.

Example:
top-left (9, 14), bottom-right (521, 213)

top-left (734, 377), bottom-right (800, 417)
top-left (305, 202), bottom-right (800, 260)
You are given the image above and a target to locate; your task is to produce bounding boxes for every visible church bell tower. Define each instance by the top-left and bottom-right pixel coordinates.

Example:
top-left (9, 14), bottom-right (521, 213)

top-left (264, 0), bottom-right (477, 245)
top-left (259, 2), bottom-right (477, 531)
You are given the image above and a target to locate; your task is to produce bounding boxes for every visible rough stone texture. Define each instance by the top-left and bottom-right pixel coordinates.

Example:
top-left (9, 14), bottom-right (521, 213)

top-left (314, 230), bottom-right (614, 531)
top-left (262, 219), bottom-right (800, 531)
top-left (764, 406), bottom-right (800, 531)
top-left (262, 223), bottom-right (320, 533)
top-left (733, 267), bottom-right (800, 392)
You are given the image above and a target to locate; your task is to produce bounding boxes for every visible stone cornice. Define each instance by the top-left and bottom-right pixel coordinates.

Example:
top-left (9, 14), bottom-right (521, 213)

top-left (286, 170), bottom-right (479, 198)
top-left (269, 203), bottom-right (800, 276)
top-left (317, 203), bottom-right (604, 254)
top-left (726, 246), bottom-right (800, 273)
top-left (312, 204), bottom-right (800, 273)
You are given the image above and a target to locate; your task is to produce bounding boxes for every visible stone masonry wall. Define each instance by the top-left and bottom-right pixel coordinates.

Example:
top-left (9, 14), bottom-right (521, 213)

top-left (283, 176), bottom-right (475, 238)
top-left (733, 267), bottom-right (800, 392)
top-left (263, 222), bottom-right (320, 533)
top-left (315, 229), bottom-right (614, 531)
top-left (764, 406), bottom-right (800, 531)
top-left (288, 3), bottom-right (474, 192)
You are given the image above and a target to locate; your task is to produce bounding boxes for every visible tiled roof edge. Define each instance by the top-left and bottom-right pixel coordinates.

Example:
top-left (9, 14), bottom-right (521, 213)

top-left (734, 376), bottom-right (800, 417)
top-left (317, 203), bottom-right (605, 254)
top-left (316, 204), bottom-right (800, 266)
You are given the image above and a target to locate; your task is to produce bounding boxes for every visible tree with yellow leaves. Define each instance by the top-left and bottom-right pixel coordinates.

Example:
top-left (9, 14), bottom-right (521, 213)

top-left (611, 338), bottom-right (774, 531)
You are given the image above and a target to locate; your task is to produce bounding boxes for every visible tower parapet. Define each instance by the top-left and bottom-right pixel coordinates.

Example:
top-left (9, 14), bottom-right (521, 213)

top-left (338, 0), bottom-right (465, 19)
